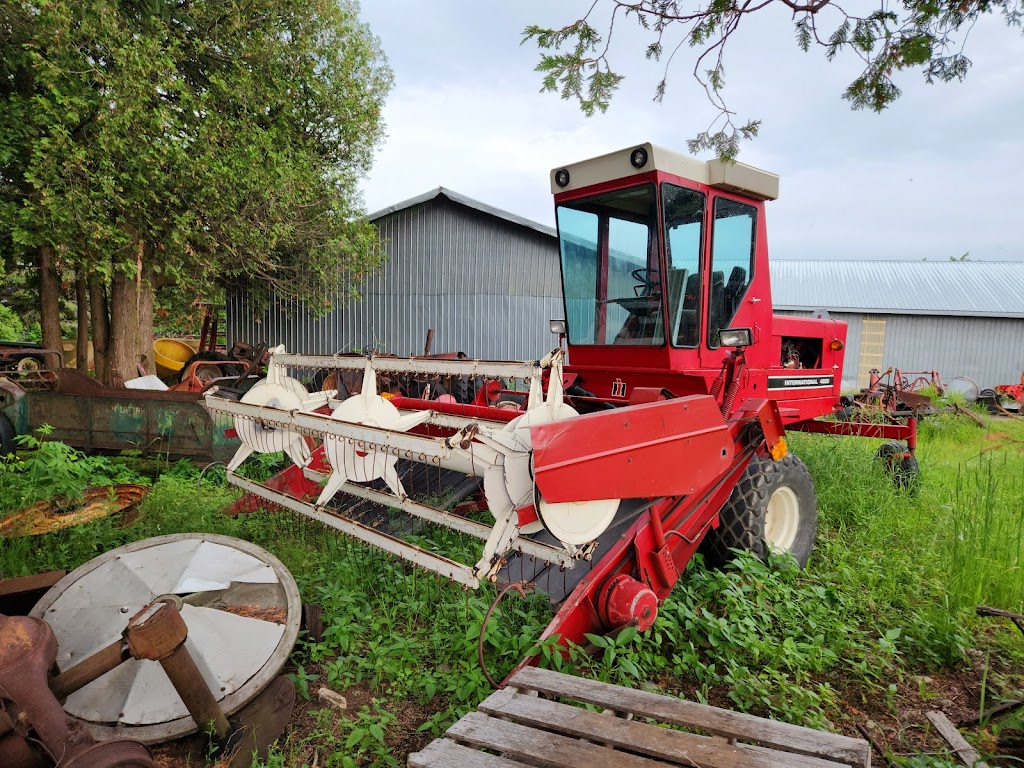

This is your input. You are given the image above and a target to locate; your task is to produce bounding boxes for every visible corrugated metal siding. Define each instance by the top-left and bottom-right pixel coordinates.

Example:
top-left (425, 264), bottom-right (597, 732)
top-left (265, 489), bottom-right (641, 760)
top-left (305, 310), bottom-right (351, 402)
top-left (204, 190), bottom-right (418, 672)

top-left (771, 261), bottom-right (1024, 318)
top-left (882, 315), bottom-right (1023, 388)
top-left (779, 310), bottom-right (1023, 389)
top-left (227, 197), bottom-right (563, 361)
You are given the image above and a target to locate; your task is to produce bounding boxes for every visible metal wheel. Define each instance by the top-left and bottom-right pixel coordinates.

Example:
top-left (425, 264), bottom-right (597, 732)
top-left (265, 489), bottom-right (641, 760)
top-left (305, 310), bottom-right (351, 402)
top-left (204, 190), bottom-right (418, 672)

top-left (30, 534), bottom-right (301, 745)
top-left (764, 486), bottom-right (801, 552)
top-left (16, 356), bottom-right (41, 374)
top-left (875, 441), bottom-right (920, 489)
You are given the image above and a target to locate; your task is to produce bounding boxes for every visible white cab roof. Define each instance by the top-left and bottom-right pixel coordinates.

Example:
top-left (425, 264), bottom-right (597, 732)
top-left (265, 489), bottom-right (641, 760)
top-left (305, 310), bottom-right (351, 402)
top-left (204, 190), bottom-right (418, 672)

top-left (550, 142), bottom-right (779, 201)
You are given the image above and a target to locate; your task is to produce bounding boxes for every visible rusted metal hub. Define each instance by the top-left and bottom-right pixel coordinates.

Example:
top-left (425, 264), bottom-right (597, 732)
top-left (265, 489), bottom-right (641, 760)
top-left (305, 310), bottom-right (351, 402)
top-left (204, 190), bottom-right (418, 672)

top-left (598, 574), bottom-right (659, 632)
top-left (0, 614), bottom-right (57, 676)
top-left (124, 600), bottom-right (187, 661)
top-left (61, 740), bottom-right (154, 768)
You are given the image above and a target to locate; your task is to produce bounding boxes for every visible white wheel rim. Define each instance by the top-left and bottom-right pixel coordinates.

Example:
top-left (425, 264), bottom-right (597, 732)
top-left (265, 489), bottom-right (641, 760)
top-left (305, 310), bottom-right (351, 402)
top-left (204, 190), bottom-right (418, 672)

top-left (536, 494), bottom-right (620, 546)
top-left (764, 486), bottom-right (800, 553)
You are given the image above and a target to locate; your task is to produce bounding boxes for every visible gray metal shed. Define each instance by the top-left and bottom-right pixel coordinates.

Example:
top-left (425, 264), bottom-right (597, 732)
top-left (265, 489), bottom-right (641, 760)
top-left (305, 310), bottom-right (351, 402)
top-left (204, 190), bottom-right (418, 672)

top-left (226, 188), bottom-right (563, 361)
top-left (771, 261), bottom-right (1024, 390)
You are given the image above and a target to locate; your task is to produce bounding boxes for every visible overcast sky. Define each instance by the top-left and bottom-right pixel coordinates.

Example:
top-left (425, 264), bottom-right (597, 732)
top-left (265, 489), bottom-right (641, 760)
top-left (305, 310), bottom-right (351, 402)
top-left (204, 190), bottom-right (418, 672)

top-left (357, 3), bottom-right (1024, 262)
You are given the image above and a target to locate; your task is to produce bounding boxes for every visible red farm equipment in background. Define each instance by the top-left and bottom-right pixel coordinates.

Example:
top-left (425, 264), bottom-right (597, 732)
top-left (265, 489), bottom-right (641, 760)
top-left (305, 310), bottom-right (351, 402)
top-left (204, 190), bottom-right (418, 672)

top-left (203, 143), bottom-right (917, 675)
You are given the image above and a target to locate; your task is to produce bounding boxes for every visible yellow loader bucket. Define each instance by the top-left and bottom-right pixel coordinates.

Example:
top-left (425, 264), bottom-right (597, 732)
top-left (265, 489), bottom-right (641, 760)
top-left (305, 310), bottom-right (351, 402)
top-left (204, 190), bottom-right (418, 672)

top-left (154, 338), bottom-right (195, 376)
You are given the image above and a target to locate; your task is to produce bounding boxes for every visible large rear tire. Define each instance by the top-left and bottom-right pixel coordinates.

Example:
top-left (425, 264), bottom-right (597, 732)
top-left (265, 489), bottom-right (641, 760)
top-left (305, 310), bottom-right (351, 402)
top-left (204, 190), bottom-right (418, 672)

top-left (701, 452), bottom-right (818, 568)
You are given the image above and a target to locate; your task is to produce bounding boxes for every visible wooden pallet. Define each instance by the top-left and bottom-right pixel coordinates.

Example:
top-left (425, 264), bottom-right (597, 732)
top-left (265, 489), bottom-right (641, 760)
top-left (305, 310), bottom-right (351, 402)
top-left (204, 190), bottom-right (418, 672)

top-left (409, 667), bottom-right (871, 768)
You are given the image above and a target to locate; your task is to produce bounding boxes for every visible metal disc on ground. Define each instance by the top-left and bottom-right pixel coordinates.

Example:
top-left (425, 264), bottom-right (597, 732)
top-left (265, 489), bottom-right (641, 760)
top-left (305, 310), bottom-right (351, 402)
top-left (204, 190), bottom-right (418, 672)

top-left (0, 484), bottom-right (149, 537)
top-left (30, 534), bottom-right (301, 744)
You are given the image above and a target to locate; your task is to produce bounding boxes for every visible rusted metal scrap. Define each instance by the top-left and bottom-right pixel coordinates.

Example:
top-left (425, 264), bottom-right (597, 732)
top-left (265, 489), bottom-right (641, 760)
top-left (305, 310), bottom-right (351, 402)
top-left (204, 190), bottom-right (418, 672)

top-left (0, 613), bottom-right (155, 768)
top-left (0, 485), bottom-right (149, 538)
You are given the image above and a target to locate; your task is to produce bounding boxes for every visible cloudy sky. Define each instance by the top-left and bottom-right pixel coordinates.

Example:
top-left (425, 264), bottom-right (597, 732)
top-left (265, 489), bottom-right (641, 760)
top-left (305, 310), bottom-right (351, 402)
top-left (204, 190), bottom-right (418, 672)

top-left (357, 3), bottom-right (1023, 262)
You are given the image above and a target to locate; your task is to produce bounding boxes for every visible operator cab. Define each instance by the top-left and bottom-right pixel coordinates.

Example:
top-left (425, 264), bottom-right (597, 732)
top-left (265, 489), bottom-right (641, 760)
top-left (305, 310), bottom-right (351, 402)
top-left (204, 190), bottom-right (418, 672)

top-left (551, 143), bottom-right (845, 417)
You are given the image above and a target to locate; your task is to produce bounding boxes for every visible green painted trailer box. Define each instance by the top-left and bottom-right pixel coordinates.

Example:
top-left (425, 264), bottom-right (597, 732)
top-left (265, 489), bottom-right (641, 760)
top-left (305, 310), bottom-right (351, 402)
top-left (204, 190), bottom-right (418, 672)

top-left (0, 369), bottom-right (238, 462)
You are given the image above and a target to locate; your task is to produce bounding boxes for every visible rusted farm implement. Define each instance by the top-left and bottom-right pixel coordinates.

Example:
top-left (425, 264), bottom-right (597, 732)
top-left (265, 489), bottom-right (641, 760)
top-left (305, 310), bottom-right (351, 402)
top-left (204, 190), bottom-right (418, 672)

top-left (203, 143), bottom-right (919, 672)
top-left (0, 535), bottom-right (300, 768)
top-left (848, 366), bottom-right (980, 418)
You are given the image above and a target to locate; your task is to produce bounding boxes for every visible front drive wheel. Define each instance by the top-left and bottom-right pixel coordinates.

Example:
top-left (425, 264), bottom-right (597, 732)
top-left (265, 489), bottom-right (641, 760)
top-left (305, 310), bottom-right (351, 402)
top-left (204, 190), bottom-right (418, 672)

top-left (701, 452), bottom-right (818, 568)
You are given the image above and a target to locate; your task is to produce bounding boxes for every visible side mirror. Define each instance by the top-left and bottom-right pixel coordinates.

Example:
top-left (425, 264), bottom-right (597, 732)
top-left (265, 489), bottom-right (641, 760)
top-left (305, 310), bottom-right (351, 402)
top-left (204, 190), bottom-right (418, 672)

top-left (549, 319), bottom-right (567, 335)
top-left (719, 327), bottom-right (752, 348)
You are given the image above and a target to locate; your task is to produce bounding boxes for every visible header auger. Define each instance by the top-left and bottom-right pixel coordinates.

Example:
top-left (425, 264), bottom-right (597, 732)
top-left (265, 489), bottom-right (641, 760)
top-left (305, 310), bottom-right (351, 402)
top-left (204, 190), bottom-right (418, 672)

top-left (205, 142), bottom-right (918, 670)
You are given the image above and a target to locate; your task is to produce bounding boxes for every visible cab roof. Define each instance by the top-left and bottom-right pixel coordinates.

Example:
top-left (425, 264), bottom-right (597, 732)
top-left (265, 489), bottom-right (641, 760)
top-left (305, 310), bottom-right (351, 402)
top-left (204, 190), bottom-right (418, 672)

top-left (550, 142), bottom-right (779, 202)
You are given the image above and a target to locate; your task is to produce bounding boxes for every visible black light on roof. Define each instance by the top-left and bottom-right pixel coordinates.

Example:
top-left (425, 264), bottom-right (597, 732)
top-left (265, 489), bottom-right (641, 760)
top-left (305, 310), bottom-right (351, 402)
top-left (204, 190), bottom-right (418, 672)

top-left (554, 168), bottom-right (570, 188)
top-left (630, 147), bottom-right (649, 169)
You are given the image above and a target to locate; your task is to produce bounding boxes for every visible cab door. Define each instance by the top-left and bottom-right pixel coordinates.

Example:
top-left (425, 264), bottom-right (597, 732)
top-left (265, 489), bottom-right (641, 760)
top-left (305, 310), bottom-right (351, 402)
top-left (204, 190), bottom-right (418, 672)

top-left (699, 193), bottom-right (760, 368)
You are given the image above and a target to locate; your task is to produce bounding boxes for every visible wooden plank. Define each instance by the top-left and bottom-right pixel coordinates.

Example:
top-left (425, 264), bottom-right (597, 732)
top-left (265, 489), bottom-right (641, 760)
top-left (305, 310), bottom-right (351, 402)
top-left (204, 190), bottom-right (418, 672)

top-left (0, 570), bottom-right (65, 597)
top-left (447, 710), bottom-right (662, 768)
top-left (479, 687), bottom-right (848, 768)
top-left (926, 712), bottom-right (989, 768)
top-left (408, 738), bottom-right (534, 768)
top-left (508, 667), bottom-right (869, 768)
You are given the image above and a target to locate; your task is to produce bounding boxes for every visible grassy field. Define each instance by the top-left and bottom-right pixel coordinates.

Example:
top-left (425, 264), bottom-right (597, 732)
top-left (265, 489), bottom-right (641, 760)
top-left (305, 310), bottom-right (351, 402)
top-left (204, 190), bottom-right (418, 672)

top-left (2, 413), bottom-right (1024, 766)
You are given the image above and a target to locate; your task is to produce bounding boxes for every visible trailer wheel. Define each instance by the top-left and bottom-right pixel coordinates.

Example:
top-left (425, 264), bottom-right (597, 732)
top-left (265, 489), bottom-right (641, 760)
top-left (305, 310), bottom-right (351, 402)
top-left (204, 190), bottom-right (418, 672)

top-left (0, 413), bottom-right (15, 460)
top-left (978, 388), bottom-right (1000, 414)
top-left (875, 441), bottom-right (919, 489)
top-left (702, 453), bottom-right (818, 568)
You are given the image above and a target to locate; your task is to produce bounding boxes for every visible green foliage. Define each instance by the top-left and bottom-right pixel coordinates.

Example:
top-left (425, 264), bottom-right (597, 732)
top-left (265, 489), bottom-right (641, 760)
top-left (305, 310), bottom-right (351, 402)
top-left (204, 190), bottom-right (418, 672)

top-left (0, 302), bottom-right (24, 340)
top-left (1, 0), bottom-right (394, 339)
top-left (525, 1), bottom-right (1024, 158)
top-left (0, 427), bottom-right (145, 514)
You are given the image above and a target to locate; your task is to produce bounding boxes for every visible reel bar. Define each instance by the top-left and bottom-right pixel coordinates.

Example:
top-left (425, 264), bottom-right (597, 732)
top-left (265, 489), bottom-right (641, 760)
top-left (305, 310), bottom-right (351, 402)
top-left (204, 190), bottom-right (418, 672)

top-left (207, 397), bottom-right (494, 474)
top-left (296, 468), bottom-right (574, 569)
top-left (273, 353), bottom-right (543, 381)
top-left (228, 472), bottom-right (481, 588)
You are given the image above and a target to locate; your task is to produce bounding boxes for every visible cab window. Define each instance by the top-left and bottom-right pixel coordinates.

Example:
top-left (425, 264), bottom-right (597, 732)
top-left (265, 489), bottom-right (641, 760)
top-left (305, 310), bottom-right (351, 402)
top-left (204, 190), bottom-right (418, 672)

top-left (707, 198), bottom-right (756, 348)
top-left (662, 183), bottom-right (705, 348)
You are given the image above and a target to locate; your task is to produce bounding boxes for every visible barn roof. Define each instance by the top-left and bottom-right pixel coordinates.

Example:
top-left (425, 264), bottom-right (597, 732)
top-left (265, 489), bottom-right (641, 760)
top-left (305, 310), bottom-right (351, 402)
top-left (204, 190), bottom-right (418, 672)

top-left (770, 260), bottom-right (1024, 319)
top-left (367, 187), bottom-right (557, 239)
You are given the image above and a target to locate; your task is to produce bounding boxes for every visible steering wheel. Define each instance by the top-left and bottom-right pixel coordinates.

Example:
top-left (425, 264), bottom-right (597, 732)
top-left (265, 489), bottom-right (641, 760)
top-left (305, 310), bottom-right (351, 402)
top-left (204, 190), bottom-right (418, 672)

top-left (630, 267), bottom-right (659, 297)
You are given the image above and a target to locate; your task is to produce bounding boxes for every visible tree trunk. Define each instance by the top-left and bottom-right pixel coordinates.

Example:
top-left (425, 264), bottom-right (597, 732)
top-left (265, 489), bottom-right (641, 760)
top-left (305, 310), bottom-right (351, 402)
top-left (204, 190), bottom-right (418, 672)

top-left (89, 278), bottom-right (110, 384)
top-left (37, 245), bottom-right (63, 368)
top-left (137, 261), bottom-right (155, 375)
top-left (108, 271), bottom-right (140, 387)
top-left (75, 272), bottom-right (90, 371)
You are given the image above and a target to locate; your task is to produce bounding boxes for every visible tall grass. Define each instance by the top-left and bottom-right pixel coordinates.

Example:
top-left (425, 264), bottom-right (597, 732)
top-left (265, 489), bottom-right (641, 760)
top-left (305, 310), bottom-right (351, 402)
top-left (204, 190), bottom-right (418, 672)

top-left (792, 413), bottom-right (1024, 665)
top-left (947, 455), bottom-right (1024, 612)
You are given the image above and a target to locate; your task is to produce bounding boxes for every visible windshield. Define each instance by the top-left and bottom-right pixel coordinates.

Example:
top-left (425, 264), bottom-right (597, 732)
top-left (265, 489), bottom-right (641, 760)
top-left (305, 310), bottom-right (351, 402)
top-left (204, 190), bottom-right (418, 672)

top-left (556, 185), bottom-right (662, 346)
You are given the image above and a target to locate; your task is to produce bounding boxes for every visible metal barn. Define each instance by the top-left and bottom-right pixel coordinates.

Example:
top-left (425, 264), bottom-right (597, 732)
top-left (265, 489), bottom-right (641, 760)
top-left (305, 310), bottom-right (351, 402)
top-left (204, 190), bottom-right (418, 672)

top-left (226, 188), bottom-right (563, 361)
top-left (771, 261), bottom-right (1024, 391)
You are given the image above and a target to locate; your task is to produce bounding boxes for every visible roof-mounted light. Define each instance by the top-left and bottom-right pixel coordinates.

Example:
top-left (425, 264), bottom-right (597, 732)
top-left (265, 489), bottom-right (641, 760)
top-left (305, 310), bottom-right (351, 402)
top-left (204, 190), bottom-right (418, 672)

top-left (629, 147), bottom-right (649, 169)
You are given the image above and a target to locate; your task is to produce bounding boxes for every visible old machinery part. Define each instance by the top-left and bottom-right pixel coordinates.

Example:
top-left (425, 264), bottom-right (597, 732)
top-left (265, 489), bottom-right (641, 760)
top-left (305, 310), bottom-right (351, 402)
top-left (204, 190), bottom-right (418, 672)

top-left (0, 613), bottom-right (154, 768)
top-left (224, 349), bottom-right (334, 472)
top-left (0, 485), bottom-right (149, 538)
top-left (207, 350), bottom-right (623, 587)
top-left (597, 574), bottom-right (658, 632)
top-left (317, 361), bottom-right (433, 504)
top-left (30, 534), bottom-right (300, 745)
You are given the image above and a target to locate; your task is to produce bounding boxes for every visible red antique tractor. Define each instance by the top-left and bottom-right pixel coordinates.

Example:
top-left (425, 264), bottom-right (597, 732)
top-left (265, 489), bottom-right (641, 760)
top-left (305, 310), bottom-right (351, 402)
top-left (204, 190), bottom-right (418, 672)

top-left (204, 143), bottom-right (916, 670)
